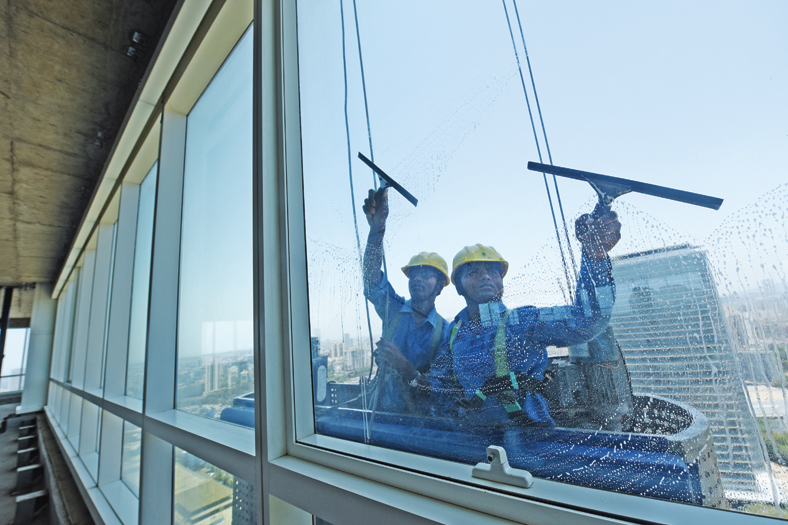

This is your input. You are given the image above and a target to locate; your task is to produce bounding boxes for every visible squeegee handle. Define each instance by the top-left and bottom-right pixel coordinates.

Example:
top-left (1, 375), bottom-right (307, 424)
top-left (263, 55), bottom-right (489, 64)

top-left (591, 200), bottom-right (611, 221)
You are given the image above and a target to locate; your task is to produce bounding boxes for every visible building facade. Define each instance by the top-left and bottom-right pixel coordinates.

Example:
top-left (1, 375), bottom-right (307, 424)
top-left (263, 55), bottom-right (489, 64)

top-left (610, 246), bottom-right (771, 499)
top-left (7, 1), bottom-right (785, 524)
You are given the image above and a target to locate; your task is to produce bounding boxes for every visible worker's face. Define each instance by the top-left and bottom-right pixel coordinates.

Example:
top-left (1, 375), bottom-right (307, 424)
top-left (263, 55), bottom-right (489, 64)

top-left (459, 262), bottom-right (503, 304)
top-left (408, 266), bottom-right (442, 302)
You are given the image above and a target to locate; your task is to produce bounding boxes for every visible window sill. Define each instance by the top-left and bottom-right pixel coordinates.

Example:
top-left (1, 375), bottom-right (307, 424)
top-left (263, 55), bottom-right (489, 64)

top-left (289, 433), bottom-right (766, 525)
top-left (145, 409), bottom-right (255, 481)
top-left (104, 395), bottom-right (143, 427)
top-left (101, 479), bottom-right (140, 525)
top-left (269, 454), bottom-right (601, 525)
top-left (80, 451), bottom-right (99, 484)
top-left (44, 407), bottom-right (124, 525)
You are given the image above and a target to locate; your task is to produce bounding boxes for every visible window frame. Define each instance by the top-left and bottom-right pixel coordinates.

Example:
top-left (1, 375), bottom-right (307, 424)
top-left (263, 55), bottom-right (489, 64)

top-left (43, 2), bottom-right (258, 523)
top-left (259, 1), bottom-right (778, 524)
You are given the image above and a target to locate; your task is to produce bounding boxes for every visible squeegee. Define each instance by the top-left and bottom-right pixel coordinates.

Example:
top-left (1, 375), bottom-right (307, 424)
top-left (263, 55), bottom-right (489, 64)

top-left (527, 162), bottom-right (723, 218)
top-left (358, 152), bottom-right (418, 207)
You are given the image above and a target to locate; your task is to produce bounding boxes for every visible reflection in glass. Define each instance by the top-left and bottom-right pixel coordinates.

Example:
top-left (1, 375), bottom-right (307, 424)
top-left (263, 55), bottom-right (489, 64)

top-left (174, 449), bottom-right (255, 525)
top-left (53, 276), bottom-right (79, 383)
top-left (100, 222), bottom-right (118, 390)
top-left (67, 392), bottom-right (82, 449)
top-left (175, 26), bottom-right (254, 425)
top-left (126, 163), bottom-right (158, 398)
top-left (61, 273), bottom-right (79, 383)
top-left (297, 0), bottom-right (788, 518)
top-left (121, 421), bottom-right (141, 496)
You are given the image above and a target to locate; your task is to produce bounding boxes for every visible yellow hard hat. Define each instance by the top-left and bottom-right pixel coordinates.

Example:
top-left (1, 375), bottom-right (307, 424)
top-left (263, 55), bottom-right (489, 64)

top-left (401, 252), bottom-right (450, 286)
top-left (451, 244), bottom-right (509, 284)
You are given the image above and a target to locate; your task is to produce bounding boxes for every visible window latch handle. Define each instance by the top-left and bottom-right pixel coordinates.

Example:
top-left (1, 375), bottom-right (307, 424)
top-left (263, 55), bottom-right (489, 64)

top-left (472, 445), bottom-right (533, 489)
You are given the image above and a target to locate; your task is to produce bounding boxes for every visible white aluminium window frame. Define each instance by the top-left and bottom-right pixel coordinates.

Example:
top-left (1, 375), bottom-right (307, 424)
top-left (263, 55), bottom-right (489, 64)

top-left (44, 2), bottom-right (259, 523)
top-left (258, 1), bottom-right (774, 524)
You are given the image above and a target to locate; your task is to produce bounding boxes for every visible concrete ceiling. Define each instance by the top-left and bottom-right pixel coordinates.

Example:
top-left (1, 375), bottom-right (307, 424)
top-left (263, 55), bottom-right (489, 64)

top-left (0, 0), bottom-right (178, 317)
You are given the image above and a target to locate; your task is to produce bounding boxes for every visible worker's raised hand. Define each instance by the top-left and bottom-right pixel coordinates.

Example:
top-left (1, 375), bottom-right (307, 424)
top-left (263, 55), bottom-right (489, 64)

top-left (575, 210), bottom-right (621, 261)
top-left (363, 187), bottom-right (388, 233)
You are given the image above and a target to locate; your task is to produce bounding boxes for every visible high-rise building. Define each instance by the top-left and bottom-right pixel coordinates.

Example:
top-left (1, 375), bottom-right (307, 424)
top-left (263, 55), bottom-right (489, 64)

top-left (204, 359), bottom-right (220, 394)
top-left (228, 365), bottom-right (239, 389)
top-left (610, 245), bottom-right (769, 498)
top-left (331, 341), bottom-right (344, 359)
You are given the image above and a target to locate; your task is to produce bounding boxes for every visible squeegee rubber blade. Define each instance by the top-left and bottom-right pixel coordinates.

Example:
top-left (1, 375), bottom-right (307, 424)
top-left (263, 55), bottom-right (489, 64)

top-left (527, 162), bottom-right (722, 210)
top-left (358, 152), bottom-right (418, 206)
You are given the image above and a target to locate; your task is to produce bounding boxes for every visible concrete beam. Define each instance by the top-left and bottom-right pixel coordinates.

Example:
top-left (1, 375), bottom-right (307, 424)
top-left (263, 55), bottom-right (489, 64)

top-left (0, 0), bottom-right (178, 310)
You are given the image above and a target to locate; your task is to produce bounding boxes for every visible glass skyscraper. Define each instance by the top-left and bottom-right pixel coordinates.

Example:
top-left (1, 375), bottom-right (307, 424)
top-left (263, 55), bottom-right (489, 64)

top-left (610, 245), bottom-right (770, 500)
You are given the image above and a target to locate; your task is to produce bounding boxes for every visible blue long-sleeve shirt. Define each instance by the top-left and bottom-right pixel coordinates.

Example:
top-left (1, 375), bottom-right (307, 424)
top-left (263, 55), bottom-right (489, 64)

top-left (427, 256), bottom-right (615, 427)
top-left (365, 273), bottom-right (451, 414)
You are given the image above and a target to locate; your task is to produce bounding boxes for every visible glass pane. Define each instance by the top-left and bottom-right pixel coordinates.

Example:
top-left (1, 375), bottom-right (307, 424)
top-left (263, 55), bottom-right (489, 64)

top-left (176, 27), bottom-right (254, 425)
top-left (101, 222), bottom-right (119, 389)
top-left (67, 393), bottom-right (82, 451)
top-left (61, 273), bottom-right (80, 383)
top-left (126, 163), bottom-right (158, 398)
top-left (0, 376), bottom-right (22, 393)
top-left (71, 251), bottom-right (97, 388)
top-left (0, 328), bottom-right (29, 391)
top-left (79, 399), bottom-right (102, 482)
top-left (173, 449), bottom-right (256, 525)
top-left (121, 421), bottom-right (142, 496)
top-left (298, 0), bottom-right (788, 518)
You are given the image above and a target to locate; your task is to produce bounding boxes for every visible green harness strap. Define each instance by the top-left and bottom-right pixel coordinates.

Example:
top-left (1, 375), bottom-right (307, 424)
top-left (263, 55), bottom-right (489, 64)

top-left (428, 315), bottom-right (444, 366)
top-left (449, 321), bottom-right (462, 385)
top-left (385, 312), bottom-right (406, 341)
top-left (492, 310), bottom-right (523, 414)
top-left (450, 309), bottom-right (523, 414)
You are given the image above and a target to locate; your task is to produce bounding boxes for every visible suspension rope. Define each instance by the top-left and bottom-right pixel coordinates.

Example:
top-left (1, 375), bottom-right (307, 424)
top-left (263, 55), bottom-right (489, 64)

top-left (512, 0), bottom-right (578, 281)
top-left (351, 0), bottom-right (391, 383)
top-left (350, 0), bottom-right (395, 442)
top-left (340, 0), bottom-right (373, 443)
top-left (501, 0), bottom-right (575, 301)
top-left (352, 0), bottom-right (376, 189)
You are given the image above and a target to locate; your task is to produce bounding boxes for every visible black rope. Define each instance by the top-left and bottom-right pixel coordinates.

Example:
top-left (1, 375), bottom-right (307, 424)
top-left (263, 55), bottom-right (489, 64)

top-left (352, 0), bottom-right (376, 190)
top-left (501, 0), bottom-right (574, 301)
top-left (350, 1), bottom-right (395, 442)
top-left (350, 0), bottom-right (390, 383)
top-left (340, 1), bottom-right (375, 440)
top-left (512, 0), bottom-right (578, 281)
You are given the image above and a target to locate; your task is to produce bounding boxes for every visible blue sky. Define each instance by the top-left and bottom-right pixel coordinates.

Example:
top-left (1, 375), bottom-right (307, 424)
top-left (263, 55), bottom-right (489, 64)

top-left (297, 0), bottom-right (787, 340)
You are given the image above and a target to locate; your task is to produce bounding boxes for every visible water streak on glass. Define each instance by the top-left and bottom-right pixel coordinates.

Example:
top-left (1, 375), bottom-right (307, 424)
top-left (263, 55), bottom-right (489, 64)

top-left (297, 0), bottom-right (788, 518)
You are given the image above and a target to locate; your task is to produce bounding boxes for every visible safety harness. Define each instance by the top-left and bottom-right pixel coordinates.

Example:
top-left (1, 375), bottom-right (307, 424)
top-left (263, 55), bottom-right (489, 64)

top-left (449, 309), bottom-right (552, 421)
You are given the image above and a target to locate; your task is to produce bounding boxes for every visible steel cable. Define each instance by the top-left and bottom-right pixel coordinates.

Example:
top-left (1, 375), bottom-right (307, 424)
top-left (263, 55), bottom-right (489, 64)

top-left (340, 0), bottom-right (373, 443)
top-left (511, 0), bottom-right (578, 281)
top-left (502, 0), bottom-right (575, 301)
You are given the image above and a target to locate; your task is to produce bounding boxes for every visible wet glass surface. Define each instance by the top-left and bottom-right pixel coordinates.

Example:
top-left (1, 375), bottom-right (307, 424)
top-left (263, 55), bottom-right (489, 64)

top-left (297, 0), bottom-right (788, 517)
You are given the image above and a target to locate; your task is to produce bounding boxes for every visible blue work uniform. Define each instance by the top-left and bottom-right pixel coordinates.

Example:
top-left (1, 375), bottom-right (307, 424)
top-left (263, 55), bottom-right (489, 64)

top-left (428, 256), bottom-right (615, 427)
top-left (365, 273), bottom-right (451, 415)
